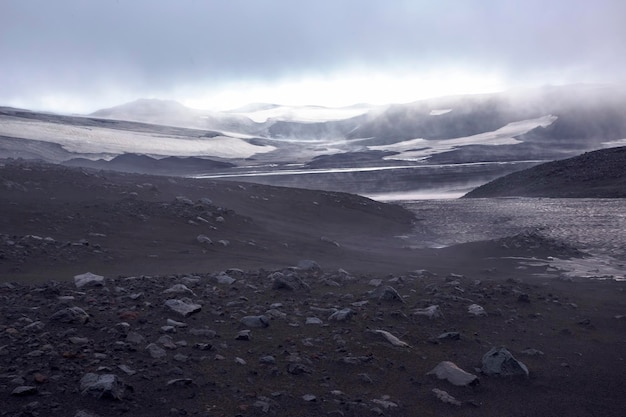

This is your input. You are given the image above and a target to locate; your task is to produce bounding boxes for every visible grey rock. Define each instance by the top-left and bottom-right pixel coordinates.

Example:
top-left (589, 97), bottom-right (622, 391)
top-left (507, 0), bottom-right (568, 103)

top-left (240, 315), bottom-right (270, 328)
top-left (305, 317), bottom-right (323, 325)
top-left (50, 307), bottom-right (89, 324)
top-left (158, 335), bottom-right (178, 349)
top-left (521, 348), bottom-right (545, 356)
top-left (215, 273), bottom-right (236, 285)
top-left (468, 304), bottom-right (487, 316)
top-left (125, 331), bottom-right (145, 345)
top-left (80, 373), bottom-right (125, 400)
top-left (163, 284), bottom-right (196, 296)
top-left (328, 308), bottom-right (354, 321)
top-left (482, 347), bottom-right (529, 377)
top-left (146, 343), bottom-right (167, 359)
top-left (438, 331), bottom-right (461, 341)
top-left (11, 386), bottom-right (37, 396)
top-left (370, 285), bottom-right (404, 303)
top-left (297, 259), bottom-right (321, 272)
top-left (235, 330), bottom-right (252, 340)
top-left (196, 234), bottom-right (212, 245)
top-left (302, 394), bottom-right (317, 402)
top-left (175, 196), bottom-right (194, 205)
top-left (164, 299), bottom-right (201, 317)
top-left (271, 272), bottom-right (310, 291)
top-left (74, 272), bottom-right (105, 288)
top-left (427, 361), bottom-right (479, 386)
top-left (413, 305), bottom-right (443, 319)
top-left (23, 321), bottom-right (45, 331)
top-left (188, 328), bottom-right (216, 338)
top-left (259, 355), bottom-right (276, 365)
top-left (74, 411), bottom-right (101, 417)
top-left (117, 364), bottom-right (136, 376)
top-left (287, 363), bottom-right (313, 375)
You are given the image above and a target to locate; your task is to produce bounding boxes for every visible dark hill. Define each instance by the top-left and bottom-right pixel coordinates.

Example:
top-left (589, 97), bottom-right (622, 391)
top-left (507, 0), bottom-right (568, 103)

top-left (463, 146), bottom-right (626, 198)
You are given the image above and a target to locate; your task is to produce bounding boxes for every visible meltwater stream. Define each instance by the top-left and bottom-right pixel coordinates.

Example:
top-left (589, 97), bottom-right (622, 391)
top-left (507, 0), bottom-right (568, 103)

top-left (398, 198), bottom-right (626, 280)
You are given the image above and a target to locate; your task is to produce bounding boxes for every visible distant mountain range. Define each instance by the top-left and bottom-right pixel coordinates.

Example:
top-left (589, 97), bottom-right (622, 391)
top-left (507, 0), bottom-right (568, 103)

top-left (1, 84), bottom-right (625, 197)
top-left (463, 146), bottom-right (626, 198)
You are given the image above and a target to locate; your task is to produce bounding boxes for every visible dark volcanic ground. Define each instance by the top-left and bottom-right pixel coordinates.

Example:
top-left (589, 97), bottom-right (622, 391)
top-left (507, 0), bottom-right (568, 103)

top-left (1, 160), bottom-right (625, 417)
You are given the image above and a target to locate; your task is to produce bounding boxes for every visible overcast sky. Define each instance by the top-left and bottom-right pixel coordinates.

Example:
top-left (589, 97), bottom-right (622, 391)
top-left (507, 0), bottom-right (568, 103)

top-left (1, 0), bottom-right (625, 113)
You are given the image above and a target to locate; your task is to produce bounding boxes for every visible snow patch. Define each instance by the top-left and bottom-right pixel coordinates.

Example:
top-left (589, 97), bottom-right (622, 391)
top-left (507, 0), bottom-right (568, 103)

top-left (429, 109), bottom-right (452, 116)
top-left (369, 115), bottom-right (557, 161)
top-left (0, 119), bottom-right (275, 159)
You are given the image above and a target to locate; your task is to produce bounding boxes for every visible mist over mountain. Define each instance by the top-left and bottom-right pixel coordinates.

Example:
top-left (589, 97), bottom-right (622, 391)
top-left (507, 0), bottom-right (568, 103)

top-left (91, 98), bottom-right (260, 133)
top-left (2, 84), bottom-right (625, 197)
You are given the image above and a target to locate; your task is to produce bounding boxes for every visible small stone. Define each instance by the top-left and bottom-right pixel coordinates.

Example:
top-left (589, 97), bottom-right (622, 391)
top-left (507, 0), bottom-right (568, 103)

top-left (240, 315), bottom-right (270, 328)
top-left (328, 308), bottom-right (354, 321)
top-left (259, 355), bottom-right (276, 365)
top-left (468, 304), bottom-right (487, 316)
top-left (196, 234), bottom-right (212, 244)
top-left (302, 394), bottom-right (317, 402)
top-left (235, 330), bottom-right (252, 340)
top-left (432, 388), bottom-right (461, 406)
top-left (146, 343), bottom-right (167, 359)
top-left (413, 305), bottom-right (443, 319)
top-left (50, 307), bottom-right (90, 324)
top-left (163, 284), bottom-right (196, 296)
top-left (11, 386), bottom-right (37, 396)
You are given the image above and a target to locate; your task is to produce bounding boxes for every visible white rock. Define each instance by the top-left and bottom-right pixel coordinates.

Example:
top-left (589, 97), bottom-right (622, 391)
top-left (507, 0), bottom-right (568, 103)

top-left (468, 304), bottom-right (487, 316)
top-left (427, 361), bottom-right (478, 386)
top-left (163, 284), bottom-right (196, 296)
top-left (371, 329), bottom-right (410, 347)
top-left (413, 305), bottom-right (443, 319)
top-left (74, 272), bottom-right (104, 288)
top-left (164, 299), bottom-right (202, 317)
top-left (432, 388), bottom-right (461, 406)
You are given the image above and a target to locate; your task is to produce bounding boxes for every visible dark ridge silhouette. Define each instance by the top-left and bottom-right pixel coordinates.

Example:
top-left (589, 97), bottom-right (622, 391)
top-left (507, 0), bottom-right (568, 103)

top-left (463, 146), bottom-right (626, 198)
top-left (63, 153), bottom-right (235, 175)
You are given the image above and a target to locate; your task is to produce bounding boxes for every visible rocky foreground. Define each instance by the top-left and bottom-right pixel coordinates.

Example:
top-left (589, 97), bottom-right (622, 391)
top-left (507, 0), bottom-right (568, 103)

top-left (1, 261), bottom-right (625, 417)
top-left (1, 159), bottom-right (625, 416)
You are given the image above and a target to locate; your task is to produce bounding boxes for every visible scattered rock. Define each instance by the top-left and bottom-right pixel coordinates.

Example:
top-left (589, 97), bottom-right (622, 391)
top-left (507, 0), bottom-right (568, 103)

top-left (468, 304), bottom-right (487, 316)
top-left (50, 307), bottom-right (89, 324)
top-left (427, 361), bottom-right (479, 386)
top-left (11, 386), bottom-right (37, 396)
top-left (163, 284), bottom-right (196, 296)
top-left (74, 272), bottom-right (105, 288)
top-left (482, 347), bottom-right (529, 377)
top-left (432, 388), bottom-right (461, 406)
top-left (240, 315), bottom-right (270, 328)
top-left (413, 305), bottom-right (443, 319)
top-left (80, 373), bottom-right (126, 400)
top-left (370, 329), bottom-right (410, 347)
top-left (370, 285), bottom-right (404, 303)
top-left (164, 299), bottom-right (202, 317)
top-left (328, 308), bottom-right (354, 321)
top-left (271, 272), bottom-right (310, 291)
